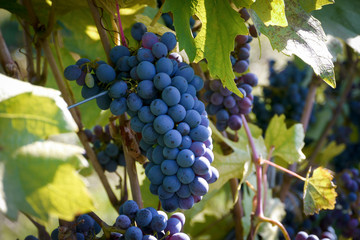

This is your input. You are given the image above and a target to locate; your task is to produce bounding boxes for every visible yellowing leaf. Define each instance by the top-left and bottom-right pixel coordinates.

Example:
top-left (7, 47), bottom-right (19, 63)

top-left (251, 0), bottom-right (288, 27)
top-left (265, 115), bottom-right (305, 164)
top-left (250, 0), bottom-right (336, 88)
top-left (303, 167), bottom-right (337, 215)
top-left (300, 0), bottom-right (334, 12)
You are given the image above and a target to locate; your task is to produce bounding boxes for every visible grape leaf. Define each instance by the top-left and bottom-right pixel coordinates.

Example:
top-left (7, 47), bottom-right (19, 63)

top-left (233, 0), bottom-right (255, 8)
top-left (313, 0), bottom-right (360, 54)
top-left (251, 0), bottom-right (288, 27)
top-left (163, 0), bottom-right (248, 97)
top-left (303, 167), bottom-right (337, 215)
top-left (0, 76), bottom-right (94, 221)
top-left (314, 141), bottom-right (345, 166)
top-left (265, 115), bottom-right (305, 164)
top-left (211, 122), bottom-right (267, 191)
top-left (250, 0), bottom-right (336, 88)
top-left (300, 0), bottom-right (334, 12)
top-left (162, 0), bottom-right (197, 61)
top-left (1, 141), bottom-right (93, 222)
top-left (193, 0), bottom-right (248, 97)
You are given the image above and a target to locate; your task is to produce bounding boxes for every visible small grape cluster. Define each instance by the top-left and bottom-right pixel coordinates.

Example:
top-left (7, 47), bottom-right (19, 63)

top-left (253, 61), bottom-right (315, 131)
top-left (295, 229), bottom-right (337, 240)
top-left (48, 214), bottom-right (101, 240)
top-left (202, 73), bottom-right (258, 131)
top-left (238, 8), bottom-right (259, 38)
top-left (116, 200), bottom-right (190, 240)
top-left (84, 124), bottom-right (125, 172)
top-left (231, 32), bottom-right (252, 74)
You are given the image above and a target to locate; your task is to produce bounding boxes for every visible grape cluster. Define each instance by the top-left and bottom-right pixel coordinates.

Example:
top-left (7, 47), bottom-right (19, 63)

top-left (64, 52), bottom-right (128, 116)
top-left (49, 214), bottom-right (101, 240)
top-left (231, 32), bottom-right (252, 74)
top-left (84, 124), bottom-right (125, 172)
top-left (202, 73), bottom-right (258, 131)
top-left (116, 200), bottom-right (190, 239)
top-left (112, 23), bottom-right (218, 212)
top-left (295, 229), bottom-right (337, 240)
top-left (253, 61), bottom-right (315, 131)
top-left (201, 29), bottom-right (258, 132)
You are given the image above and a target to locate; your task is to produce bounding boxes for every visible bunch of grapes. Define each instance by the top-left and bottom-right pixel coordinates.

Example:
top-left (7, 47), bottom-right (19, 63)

top-left (48, 213), bottom-right (101, 240)
top-left (121, 23), bottom-right (218, 212)
top-left (84, 124), bottom-right (125, 172)
top-left (64, 50), bottom-right (128, 116)
top-left (116, 200), bottom-right (190, 239)
top-left (253, 61), bottom-right (315, 131)
top-left (201, 27), bottom-right (258, 132)
top-left (64, 22), bottom-right (219, 212)
top-left (294, 229), bottom-right (337, 240)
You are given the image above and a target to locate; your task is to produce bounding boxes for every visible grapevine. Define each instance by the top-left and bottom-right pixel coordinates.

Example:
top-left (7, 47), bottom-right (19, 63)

top-left (0, 1), bottom-right (359, 240)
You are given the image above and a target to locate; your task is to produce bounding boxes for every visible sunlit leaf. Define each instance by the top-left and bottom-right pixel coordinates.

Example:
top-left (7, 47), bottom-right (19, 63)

top-left (303, 167), bottom-right (337, 215)
top-left (300, 0), bottom-right (334, 12)
top-left (265, 115), bottom-right (305, 164)
top-left (251, 0), bottom-right (288, 27)
top-left (163, 0), bottom-right (248, 97)
top-left (250, 0), bottom-right (335, 87)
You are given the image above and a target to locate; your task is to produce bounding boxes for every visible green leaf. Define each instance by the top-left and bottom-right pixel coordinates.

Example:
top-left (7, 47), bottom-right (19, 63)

top-left (194, 0), bottom-right (248, 97)
top-left (0, 76), bottom-right (94, 221)
top-left (163, 0), bottom-right (248, 97)
top-left (233, 0), bottom-right (256, 8)
top-left (300, 0), bottom-right (334, 12)
top-left (250, 0), bottom-right (336, 88)
top-left (0, 76), bottom-right (77, 153)
top-left (313, 0), bottom-right (360, 54)
top-left (303, 167), bottom-right (337, 215)
top-left (314, 141), bottom-right (346, 166)
top-left (1, 141), bottom-right (93, 221)
top-left (265, 115), bottom-right (305, 164)
top-left (251, 0), bottom-right (288, 27)
top-left (162, 0), bottom-right (197, 61)
top-left (210, 121), bottom-right (267, 191)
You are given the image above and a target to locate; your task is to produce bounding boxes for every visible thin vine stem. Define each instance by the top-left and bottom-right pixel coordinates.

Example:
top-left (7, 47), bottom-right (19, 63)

top-left (87, 0), bottom-right (112, 64)
top-left (41, 39), bottom-right (120, 210)
top-left (22, 212), bottom-right (51, 240)
top-left (0, 30), bottom-right (21, 79)
top-left (259, 216), bottom-right (291, 240)
top-left (150, 1), bottom-right (165, 27)
top-left (261, 158), bottom-right (306, 181)
top-left (230, 178), bottom-right (244, 240)
top-left (308, 55), bottom-right (358, 165)
top-left (241, 114), bottom-right (265, 240)
top-left (116, 1), bottom-right (128, 47)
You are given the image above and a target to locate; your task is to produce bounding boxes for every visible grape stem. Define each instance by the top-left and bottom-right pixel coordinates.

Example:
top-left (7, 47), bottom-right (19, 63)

top-left (42, 39), bottom-right (120, 211)
top-left (22, 212), bottom-right (51, 240)
top-left (241, 115), bottom-right (264, 240)
top-left (308, 49), bottom-right (358, 165)
top-left (280, 76), bottom-right (319, 200)
top-left (260, 158), bottom-right (306, 181)
top-left (119, 115), bottom-right (144, 208)
top-left (0, 30), bottom-right (21, 79)
top-left (230, 178), bottom-right (244, 240)
top-left (116, 1), bottom-right (128, 48)
top-left (87, 0), bottom-right (112, 64)
top-left (150, 0), bottom-right (165, 27)
top-left (259, 216), bottom-right (291, 240)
